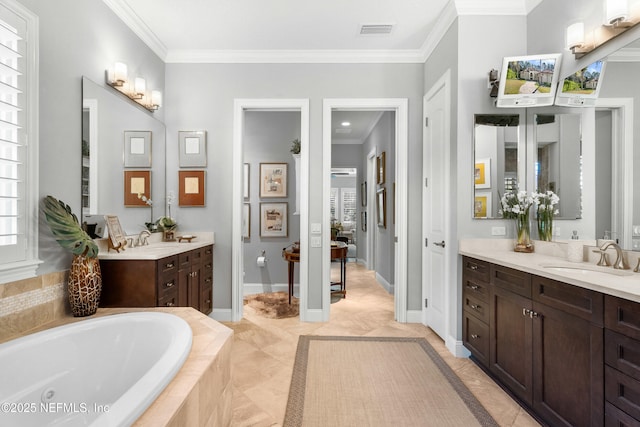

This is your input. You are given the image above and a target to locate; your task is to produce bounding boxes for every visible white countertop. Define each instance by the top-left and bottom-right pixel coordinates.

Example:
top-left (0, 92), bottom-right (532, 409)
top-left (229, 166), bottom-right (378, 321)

top-left (459, 239), bottom-right (640, 303)
top-left (97, 231), bottom-right (215, 260)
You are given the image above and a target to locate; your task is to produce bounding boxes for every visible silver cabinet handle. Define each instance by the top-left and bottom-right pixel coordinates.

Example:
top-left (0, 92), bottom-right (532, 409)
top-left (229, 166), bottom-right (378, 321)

top-left (433, 241), bottom-right (445, 248)
top-left (471, 334), bottom-right (480, 339)
top-left (470, 304), bottom-right (481, 310)
top-left (469, 265), bottom-right (478, 270)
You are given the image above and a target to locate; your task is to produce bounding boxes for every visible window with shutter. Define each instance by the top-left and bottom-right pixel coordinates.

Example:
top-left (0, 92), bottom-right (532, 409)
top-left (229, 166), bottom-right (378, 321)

top-left (0, 1), bottom-right (38, 283)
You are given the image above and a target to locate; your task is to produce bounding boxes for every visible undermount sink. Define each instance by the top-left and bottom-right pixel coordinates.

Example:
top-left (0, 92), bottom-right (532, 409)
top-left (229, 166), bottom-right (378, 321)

top-left (541, 264), bottom-right (634, 277)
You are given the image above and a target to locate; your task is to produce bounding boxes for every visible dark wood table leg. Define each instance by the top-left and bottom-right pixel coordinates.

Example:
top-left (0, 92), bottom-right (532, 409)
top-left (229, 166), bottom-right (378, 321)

top-left (288, 260), bottom-right (294, 304)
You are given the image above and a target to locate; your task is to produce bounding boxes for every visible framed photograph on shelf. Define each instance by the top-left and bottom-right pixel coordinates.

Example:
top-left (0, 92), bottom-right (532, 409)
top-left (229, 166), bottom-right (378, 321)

top-left (178, 131), bottom-right (207, 167)
top-left (178, 170), bottom-right (205, 206)
top-left (474, 191), bottom-right (492, 218)
top-left (123, 170), bottom-right (151, 206)
top-left (474, 158), bottom-right (491, 189)
top-left (260, 162), bottom-right (287, 198)
top-left (376, 187), bottom-right (386, 228)
top-left (361, 181), bottom-right (367, 207)
top-left (377, 151), bottom-right (386, 185)
top-left (243, 163), bottom-right (250, 199)
top-left (104, 215), bottom-right (126, 250)
top-left (260, 202), bottom-right (288, 237)
top-left (124, 131), bottom-right (151, 168)
top-left (243, 203), bottom-right (251, 239)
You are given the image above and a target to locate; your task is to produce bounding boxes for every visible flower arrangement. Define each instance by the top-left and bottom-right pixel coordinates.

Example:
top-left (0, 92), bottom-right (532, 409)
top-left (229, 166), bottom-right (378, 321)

top-left (290, 138), bottom-right (301, 154)
top-left (137, 193), bottom-right (157, 232)
top-left (500, 190), bottom-right (534, 253)
top-left (533, 190), bottom-right (559, 241)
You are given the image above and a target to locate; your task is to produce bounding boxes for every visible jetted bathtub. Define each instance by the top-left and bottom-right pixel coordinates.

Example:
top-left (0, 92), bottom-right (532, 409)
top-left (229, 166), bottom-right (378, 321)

top-left (0, 312), bottom-right (192, 426)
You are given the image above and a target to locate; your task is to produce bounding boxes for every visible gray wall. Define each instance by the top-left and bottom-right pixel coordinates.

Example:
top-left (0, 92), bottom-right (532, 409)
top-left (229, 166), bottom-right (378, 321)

top-left (164, 63), bottom-right (424, 312)
top-left (17, 0), bottom-right (165, 275)
top-left (243, 111), bottom-right (301, 287)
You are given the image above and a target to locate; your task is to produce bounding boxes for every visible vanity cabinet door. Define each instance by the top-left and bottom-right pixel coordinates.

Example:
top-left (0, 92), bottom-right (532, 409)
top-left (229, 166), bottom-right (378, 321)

top-left (200, 247), bottom-right (213, 314)
top-left (490, 284), bottom-right (533, 405)
top-left (532, 300), bottom-right (604, 427)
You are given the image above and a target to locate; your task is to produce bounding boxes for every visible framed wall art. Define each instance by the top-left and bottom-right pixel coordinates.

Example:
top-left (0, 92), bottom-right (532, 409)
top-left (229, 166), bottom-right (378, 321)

top-left (124, 170), bottom-right (151, 206)
top-left (260, 162), bottom-right (287, 198)
top-left (377, 151), bottom-right (386, 185)
top-left (179, 131), bottom-right (207, 167)
top-left (243, 203), bottom-right (251, 239)
top-left (260, 202), bottom-right (288, 237)
top-left (244, 163), bottom-right (250, 199)
top-left (376, 187), bottom-right (386, 228)
top-left (124, 131), bottom-right (151, 168)
top-left (474, 191), bottom-right (492, 218)
top-left (178, 170), bottom-right (205, 206)
top-left (474, 158), bottom-right (491, 189)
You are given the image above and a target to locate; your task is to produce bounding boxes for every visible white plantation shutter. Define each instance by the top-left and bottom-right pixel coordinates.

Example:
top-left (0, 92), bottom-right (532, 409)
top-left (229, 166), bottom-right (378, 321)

top-left (0, 1), bottom-right (38, 282)
top-left (341, 188), bottom-right (356, 223)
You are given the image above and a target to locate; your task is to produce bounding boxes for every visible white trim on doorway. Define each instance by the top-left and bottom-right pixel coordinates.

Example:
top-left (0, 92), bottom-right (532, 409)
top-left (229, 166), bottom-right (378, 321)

top-left (322, 98), bottom-right (409, 323)
top-left (366, 148), bottom-right (377, 271)
top-left (231, 99), bottom-right (310, 322)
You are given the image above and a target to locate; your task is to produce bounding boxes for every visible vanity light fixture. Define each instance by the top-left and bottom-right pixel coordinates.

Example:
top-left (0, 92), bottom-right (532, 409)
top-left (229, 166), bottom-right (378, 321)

top-left (106, 62), bottom-right (162, 112)
top-left (568, 0), bottom-right (640, 58)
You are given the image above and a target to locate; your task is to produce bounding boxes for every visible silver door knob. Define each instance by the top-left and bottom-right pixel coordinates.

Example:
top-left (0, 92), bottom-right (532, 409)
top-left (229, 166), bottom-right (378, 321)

top-left (433, 241), bottom-right (445, 248)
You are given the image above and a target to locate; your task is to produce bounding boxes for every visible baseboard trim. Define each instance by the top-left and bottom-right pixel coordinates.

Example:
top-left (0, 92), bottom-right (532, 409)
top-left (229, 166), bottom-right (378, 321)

top-left (406, 310), bottom-right (422, 323)
top-left (302, 308), bottom-right (324, 322)
top-left (446, 335), bottom-right (470, 358)
top-left (375, 272), bottom-right (394, 294)
top-left (243, 283), bottom-right (297, 296)
top-left (210, 308), bottom-right (232, 322)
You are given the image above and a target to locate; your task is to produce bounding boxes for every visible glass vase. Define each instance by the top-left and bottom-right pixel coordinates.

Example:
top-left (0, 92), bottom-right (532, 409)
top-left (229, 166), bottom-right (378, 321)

top-left (537, 211), bottom-right (553, 242)
top-left (514, 214), bottom-right (534, 253)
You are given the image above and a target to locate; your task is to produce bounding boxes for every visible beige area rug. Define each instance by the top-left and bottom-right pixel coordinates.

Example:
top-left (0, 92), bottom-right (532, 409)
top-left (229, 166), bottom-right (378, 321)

top-left (284, 336), bottom-right (498, 427)
top-left (243, 292), bottom-right (299, 319)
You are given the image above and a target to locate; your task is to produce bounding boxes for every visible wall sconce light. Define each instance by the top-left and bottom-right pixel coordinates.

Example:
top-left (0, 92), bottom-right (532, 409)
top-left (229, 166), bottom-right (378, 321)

top-left (106, 62), bottom-right (162, 112)
top-left (568, 0), bottom-right (639, 58)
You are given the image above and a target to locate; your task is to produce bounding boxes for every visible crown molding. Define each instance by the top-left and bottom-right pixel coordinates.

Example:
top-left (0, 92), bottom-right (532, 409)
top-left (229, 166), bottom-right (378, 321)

top-left (419, 1), bottom-right (458, 62)
top-left (608, 47), bottom-right (640, 62)
top-left (164, 49), bottom-right (425, 64)
top-left (455, 0), bottom-right (540, 15)
top-left (102, 0), bottom-right (167, 60)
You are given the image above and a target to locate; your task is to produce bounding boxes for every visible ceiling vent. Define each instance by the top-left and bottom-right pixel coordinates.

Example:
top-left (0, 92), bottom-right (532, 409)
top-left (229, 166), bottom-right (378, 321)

top-left (359, 24), bottom-right (394, 35)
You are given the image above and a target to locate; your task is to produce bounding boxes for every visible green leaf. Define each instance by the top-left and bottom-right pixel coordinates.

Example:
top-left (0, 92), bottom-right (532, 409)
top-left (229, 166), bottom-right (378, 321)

top-left (42, 196), bottom-right (98, 258)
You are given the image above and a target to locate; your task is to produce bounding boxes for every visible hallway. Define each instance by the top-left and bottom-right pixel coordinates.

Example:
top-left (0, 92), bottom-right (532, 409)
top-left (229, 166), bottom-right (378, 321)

top-left (224, 263), bottom-right (539, 426)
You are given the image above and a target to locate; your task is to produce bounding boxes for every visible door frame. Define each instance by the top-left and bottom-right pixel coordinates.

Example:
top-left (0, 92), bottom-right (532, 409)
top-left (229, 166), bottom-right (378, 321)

top-left (322, 98), bottom-right (409, 322)
top-left (366, 147), bottom-right (377, 270)
top-left (231, 99), bottom-right (310, 321)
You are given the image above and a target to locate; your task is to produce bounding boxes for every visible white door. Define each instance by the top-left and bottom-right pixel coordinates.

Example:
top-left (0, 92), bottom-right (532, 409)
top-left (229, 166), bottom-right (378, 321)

top-left (422, 72), bottom-right (450, 340)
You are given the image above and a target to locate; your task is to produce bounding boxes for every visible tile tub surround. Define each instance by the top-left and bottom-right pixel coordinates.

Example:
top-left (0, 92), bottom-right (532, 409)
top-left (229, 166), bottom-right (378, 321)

top-left (0, 271), bottom-right (68, 343)
top-left (459, 238), bottom-right (640, 302)
top-left (1, 307), bottom-right (233, 427)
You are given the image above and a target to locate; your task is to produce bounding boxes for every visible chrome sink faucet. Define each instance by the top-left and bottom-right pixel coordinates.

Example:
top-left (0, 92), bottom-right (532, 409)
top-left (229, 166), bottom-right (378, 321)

top-left (599, 241), bottom-right (630, 270)
top-left (137, 230), bottom-right (151, 246)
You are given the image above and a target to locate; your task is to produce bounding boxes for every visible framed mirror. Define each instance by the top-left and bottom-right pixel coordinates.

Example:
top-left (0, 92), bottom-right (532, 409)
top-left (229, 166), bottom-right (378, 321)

top-left (81, 77), bottom-right (166, 235)
top-left (473, 114), bottom-right (524, 219)
top-left (533, 112), bottom-right (582, 220)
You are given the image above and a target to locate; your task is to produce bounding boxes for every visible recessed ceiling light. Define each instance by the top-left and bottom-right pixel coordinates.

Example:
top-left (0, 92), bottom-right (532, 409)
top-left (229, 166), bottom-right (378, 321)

top-left (341, 121), bottom-right (351, 127)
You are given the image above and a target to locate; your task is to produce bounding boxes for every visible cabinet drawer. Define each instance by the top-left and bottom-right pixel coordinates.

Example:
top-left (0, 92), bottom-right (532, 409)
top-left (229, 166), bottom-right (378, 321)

top-left (157, 256), bottom-right (178, 275)
top-left (158, 289), bottom-right (179, 308)
top-left (157, 274), bottom-right (178, 297)
top-left (201, 284), bottom-right (213, 315)
top-left (606, 329), bottom-right (640, 381)
top-left (462, 276), bottom-right (489, 303)
top-left (463, 312), bottom-right (489, 367)
top-left (204, 245), bottom-right (213, 257)
top-left (192, 247), bottom-right (204, 264)
top-left (605, 401), bottom-right (640, 427)
top-left (464, 292), bottom-right (489, 324)
top-left (179, 250), bottom-right (193, 268)
top-left (605, 296), bottom-right (640, 341)
top-left (532, 275), bottom-right (603, 324)
top-left (203, 258), bottom-right (213, 275)
top-left (462, 257), bottom-right (490, 283)
top-left (490, 264), bottom-right (531, 298)
top-left (605, 365), bottom-right (640, 421)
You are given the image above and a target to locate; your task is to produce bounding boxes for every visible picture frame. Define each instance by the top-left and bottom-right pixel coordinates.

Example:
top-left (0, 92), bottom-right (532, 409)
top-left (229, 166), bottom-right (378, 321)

top-left (361, 211), bottom-right (367, 232)
top-left (361, 181), bottom-right (367, 207)
top-left (124, 131), bottom-right (151, 168)
top-left (260, 162), bottom-right (288, 198)
top-left (376, 187), bottom-right (386, 228)
top-left (260, 202), bottom-right (288, 237)
top-left (123, 170), bottom-right (151, 206)
top-left (243, 203), bottom-right (251, 239)
top-left (474, 158), bottom-right (491, 189)
top-left (243, 163), bottom-right (250, 199)
top-left (474, 191), bottom-right (492, 218)
top-left (104, 215), bottom-right (126, 250)
top-left (178, 170), bottom-right (205, 206)
top-left (178, 131), bottom-right (207, 167)
top-left (377, 151), bottom-right (386, 185)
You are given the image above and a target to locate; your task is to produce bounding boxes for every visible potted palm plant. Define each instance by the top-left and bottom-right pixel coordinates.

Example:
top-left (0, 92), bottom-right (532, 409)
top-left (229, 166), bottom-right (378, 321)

top-left (42, 196), bottom-right (102, 317)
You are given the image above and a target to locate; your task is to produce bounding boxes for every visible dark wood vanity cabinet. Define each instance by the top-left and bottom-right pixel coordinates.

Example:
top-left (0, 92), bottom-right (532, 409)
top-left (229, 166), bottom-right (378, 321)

top-left (100, 244), bottom-right (213, 315)
top-left (463, 257), bottom-right (604, 426)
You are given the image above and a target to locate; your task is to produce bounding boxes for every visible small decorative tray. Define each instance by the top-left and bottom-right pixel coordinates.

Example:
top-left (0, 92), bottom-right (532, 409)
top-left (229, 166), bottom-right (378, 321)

top-left (178, 235), bottom-right (196, 243)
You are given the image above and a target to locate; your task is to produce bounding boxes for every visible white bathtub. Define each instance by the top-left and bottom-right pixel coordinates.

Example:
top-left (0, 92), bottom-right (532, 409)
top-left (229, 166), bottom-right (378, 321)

top-left (0, 312), bottom-right (192, 427)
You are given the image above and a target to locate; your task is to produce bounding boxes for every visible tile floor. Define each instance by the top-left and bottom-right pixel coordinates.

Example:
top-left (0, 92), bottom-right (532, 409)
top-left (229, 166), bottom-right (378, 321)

top-left (223, 262), bottom-right (540, 426)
